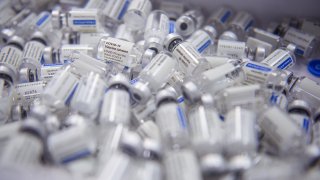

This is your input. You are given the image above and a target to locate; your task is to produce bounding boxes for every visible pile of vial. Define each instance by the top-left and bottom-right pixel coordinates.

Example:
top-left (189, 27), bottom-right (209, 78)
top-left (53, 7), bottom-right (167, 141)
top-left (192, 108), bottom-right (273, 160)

top-left (0, 0), bottom-right (320, 179)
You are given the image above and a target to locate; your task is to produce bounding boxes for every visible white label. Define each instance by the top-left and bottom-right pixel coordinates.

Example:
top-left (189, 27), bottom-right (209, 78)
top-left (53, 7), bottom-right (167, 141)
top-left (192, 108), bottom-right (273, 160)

top-left (261, 49), bottom-right (294, 70)
top-left (202, 62), bottom-right (236, 82)
top-left (217, 39), bottom-right (246, 59)
top-left (101, 37), bottom-right (134, 66)
top-left (79, 33), bottom-right (109, 46)
top-left (22, 41), bottom-right (45, 63)
top-left (68, 9), bottom-right (99, 32)
top-left (0, 46), bottom-right (23, 69)
top-left (60, 45), bottom-right (93, 62)
top-left (242, 62), bottom-right (273, 85)
top-left (173, 42), bottom-right (201, 74)
top-left (15, 81), bottom-right (46, 105)
top-left (283, 27), bottom-right (315, 56)
top-left (41, 64), bottom-right (63, 82)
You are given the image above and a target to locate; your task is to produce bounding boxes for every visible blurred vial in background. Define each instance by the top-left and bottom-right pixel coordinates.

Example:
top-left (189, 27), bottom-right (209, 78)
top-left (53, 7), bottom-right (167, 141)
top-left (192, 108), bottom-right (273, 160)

top-left (175, 9), bottom-right (204, 37)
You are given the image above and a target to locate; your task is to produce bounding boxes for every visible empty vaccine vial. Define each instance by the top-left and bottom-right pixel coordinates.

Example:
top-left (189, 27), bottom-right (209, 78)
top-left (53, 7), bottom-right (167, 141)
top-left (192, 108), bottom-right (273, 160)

top-left (131, 52), bottom-right (177, 104)
top-left (258, 106), bottom-right (306, 154)
top-left (282, 27), bottom-right (317, 57)
top-left (15, 81), bottom-right (46, 107)
top-left (71, 72), bottom-right (105, 119)
top-left (175, 9), bottom-right (204, 37)
top-left (114, 24), bottom-right (137, 43)
top-left (19, 31), bottom-right (47, 82)
top-left (99, 74), bottom-right (131, 126)
top-left (261, 45), bottom-right (296, 70)
top-left (0, 79), bottom-right (14, 123)
top-left (183, 88), bottom-right (224, 156)
top-left (0, 118), bottom-right (45, 165)
top-left (288, 100), bottom-right (312, 143)
top-left (155, 89), bottom-right (189, 149)
top-left (224, 106), bottom-right (258, 158)
top-left (42, 65), bottom-right (79, 110)
top-left (47, 124), bottom-right (96, 165)
top-left (186, 25), bottom-right (217, 54)
top-left (103, 0), bottom-right (131, 27)
top-left (251, 28), bottom-right (281, 50)
top-left (207, 7), bottom-right (234, 36)
top-left (189, 60), bottom-right (244, 95)
top-left (42, 44), bottom-right (94, 64)
top-left (123, 0), bottom-right (152, 31)
top-left (164, 149), bottom-right (202, 180)
top-left (144, 10), bottom-right (170, 52)
top-left (0, 36), bottom-right (25, 84)
top-left (0, 0), bottom-right (17, 29)
top-left (96, 36), bottom-right (142, 68)
top-left (52, 9), bottom-right (103, 33)
top-left (290, 77), bottom-right (320, 109)
top-left (164, 33), bottom-right (209, 75)
top-left (220, 11), bottom-right (254, 41)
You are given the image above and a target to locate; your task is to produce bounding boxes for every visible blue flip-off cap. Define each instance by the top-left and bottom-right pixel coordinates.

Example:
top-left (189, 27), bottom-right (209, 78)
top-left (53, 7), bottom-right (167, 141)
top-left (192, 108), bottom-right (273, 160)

top-left (308, 59), bottom-right (320, 77)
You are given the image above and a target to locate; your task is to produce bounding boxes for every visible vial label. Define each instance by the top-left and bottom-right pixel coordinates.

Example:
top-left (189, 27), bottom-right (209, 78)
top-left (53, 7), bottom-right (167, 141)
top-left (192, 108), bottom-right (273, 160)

top-left (173, 42), bottom-right (201, 74)
top-left (217, 40), bottom-right (246, 59)
top-left (68, 10), bottom-right (99, 32)
top-left (60, 45), bottom-right (93, 62)
top-left (35, 12), bottom-right (51, 29)
top-left (187, 30), bottom-right (212, 53)
top-left (105, 0), bottom-right (130, 21)
top-left (283, 28), bottom-right (315, 56)
top-left (269, 93), bottom-right (288, 110)
top-left (127, 0), bottom-right (151, 16)
top-left (41, 64), bottom-right (63, 82)
top-left (22, 41), bottom-right (46, 63)
top-left (290, 114), bottom-right (311, 141)
top-left (242, 62), bottom-right (272, 84)
top-left (169, 20), bottom-right (176, 34)
top-left (217, 8), bottom-right (232, 23)
top-left (0, 46), bottom-right (23, 69)
top-left (15, 81), bottom-right (46, 106)
top-left (79, 33), bottom-right (110, 46)
top-left (261, 49), bottom-right (294, 70)
top-left (100, 37), bottom-right (134, 67)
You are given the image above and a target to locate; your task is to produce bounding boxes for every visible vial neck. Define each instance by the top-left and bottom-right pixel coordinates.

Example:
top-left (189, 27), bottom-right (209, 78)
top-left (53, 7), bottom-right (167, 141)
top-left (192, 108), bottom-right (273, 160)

top-left (157, 98), bottom-right (176, 108)
top-left (168, 39), bottom-right (182, 52)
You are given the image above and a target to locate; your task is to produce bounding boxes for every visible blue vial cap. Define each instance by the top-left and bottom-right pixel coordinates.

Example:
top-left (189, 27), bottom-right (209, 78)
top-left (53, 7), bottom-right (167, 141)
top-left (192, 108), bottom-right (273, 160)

top-left (308, 59), bottom-right (320, 77)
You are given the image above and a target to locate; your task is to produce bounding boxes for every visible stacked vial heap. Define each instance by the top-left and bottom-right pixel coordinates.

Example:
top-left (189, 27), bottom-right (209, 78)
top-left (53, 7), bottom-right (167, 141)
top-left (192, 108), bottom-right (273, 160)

top-left (0, 0), bottom-right (320, 179)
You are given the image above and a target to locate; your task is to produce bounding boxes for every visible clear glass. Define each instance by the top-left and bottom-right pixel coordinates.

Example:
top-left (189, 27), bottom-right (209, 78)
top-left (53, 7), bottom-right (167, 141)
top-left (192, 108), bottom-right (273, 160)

top-left (0, 79), bottom-right (14, 123)
top-left (103, 0), bottom-right (131, 26)
top-left (123, 0), bottom-right (152, 31)
top-left (224, 106), bottom-right (258, 157)
top-left (66, 9), bottom-right (103, 33)
top-left (144, 10), bottom-right (169, 52)
top-left (261, 47), bottom-right (296, 70)
top-left (207, 6), bottom-right (233, 35)
top-left (216, 39), bottom-right (248, 59)
top-left (186, 28), bottom-right (215, 54)
top-left (164, 149), bottom-right (202, 180)
top-left (175, 9), bottom-right (204, 37)
top-left (71, 72), bottom-right (106, 119)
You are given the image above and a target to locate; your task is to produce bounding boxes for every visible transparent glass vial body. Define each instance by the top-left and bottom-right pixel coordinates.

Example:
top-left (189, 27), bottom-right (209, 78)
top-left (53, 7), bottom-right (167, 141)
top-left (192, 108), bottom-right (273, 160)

top-left (220, 11), bottom-right (254, 41)
top-left (123, 0), bottom-right (152, 31)
top-left (175, 9), bottom-right (204, 37)
top-left (99, 74), bottom-right (131, 126)
top-left (186, 26), bottom-right (217, 54)
top-left (144, 10), bottom-right (170, 52)
top-left (261, 47), bottom-right (296, 70)
top-left (207, 6), bottom-right (234, 36)
top-left (0, 79), bottom-right (14, 123)
top-left (103, 0), bottom-right (131, 26)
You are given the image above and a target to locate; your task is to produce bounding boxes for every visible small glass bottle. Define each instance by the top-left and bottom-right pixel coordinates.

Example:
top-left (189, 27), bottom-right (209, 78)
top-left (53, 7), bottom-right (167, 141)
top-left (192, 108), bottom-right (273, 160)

top-left (220, 11), bottom-right (254, 41)
top-left (0, 78), bottom-right (14, 123)
top-left (19, 31), bottom-right (47, 82)
top-left (258, 106), bottom-right (306, 154)
top-left (103, 0), bottom-right (131, 27)
top-left (164, 33), bottom-right (209, 75)
top-left (175, 9), bottom-right (204, 37)
top-left (71, 72), bottom-right (106, 120)
top-left (0, 36), bottom-right (25, 84)
top-left (155, 89), bottom-right (189, 149)
top-left (251, 27), bottom-right (281, 50)
top-left (96, 36), bottom-right (142, 68)
top-left (123, 0), bottom-right (152, 31)
top-left (52, 9), bottom-right (103, 33)
top-left (131, 52), bottom-right (177, 104)
top-left (206, 7), bottom-right (234, 36)
top-left (164, 149), bottom-right (202, 180)
top-left (224, 106), bottom-right (258, 159)
top-left (288, 100), bottom-right (312, 143)
top-left (246, 37), bottom-right (273, 61)
top-left (144, 10), bottom-right (170, 53)
top-left (15, 80), bottom-right (46, 107)
top-left (186, 25), bottom-right (217, 54)
top-left (261, 44), bottom-right (296, 70)
top-left (99, 73), bottom-right (131, 126)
